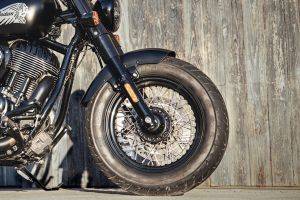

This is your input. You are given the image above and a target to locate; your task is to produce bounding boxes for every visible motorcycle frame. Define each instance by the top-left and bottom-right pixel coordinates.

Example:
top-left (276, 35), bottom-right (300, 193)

top-left (0, 0), bottom-right (175, 166)
top-left (18, 0), bottom-right (175, 147)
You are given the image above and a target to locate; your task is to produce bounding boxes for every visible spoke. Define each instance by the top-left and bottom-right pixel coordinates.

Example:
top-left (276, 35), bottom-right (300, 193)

top-left (147, 87), bottom-right (156, 105)
top-left (114, 85), bottom-right (196, 167)
top-left (173, 117), bottom-right (191, 128)
top-left (116, 123), bottom-right (135, 132)
top-left (173, 103), bottom-right (189, 112)
top-left (171, 134), bottom-right (186, 151)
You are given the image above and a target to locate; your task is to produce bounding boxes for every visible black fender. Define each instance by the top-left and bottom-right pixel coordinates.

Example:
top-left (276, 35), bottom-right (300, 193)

top-left (81, 48), bottom-right (176, 107)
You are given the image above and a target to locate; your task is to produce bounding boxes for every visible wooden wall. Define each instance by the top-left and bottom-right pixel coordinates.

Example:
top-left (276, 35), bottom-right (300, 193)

top-left (0, 0), bottom-right (299, 188)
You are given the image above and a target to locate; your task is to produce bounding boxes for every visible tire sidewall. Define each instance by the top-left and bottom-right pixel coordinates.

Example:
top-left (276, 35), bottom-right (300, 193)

top-left (86, 59), bottom-right (227, 189)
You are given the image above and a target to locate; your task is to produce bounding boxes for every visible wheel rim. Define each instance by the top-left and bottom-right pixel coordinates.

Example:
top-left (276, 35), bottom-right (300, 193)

top-left (107, 77), bottom-right (205, 172)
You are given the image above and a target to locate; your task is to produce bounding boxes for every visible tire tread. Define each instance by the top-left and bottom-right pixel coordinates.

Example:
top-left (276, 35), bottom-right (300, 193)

top-left (85, 57), bottom-right (229, 196)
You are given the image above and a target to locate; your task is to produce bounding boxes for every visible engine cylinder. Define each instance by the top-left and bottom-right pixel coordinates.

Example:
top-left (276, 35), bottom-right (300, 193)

top-left (0, 41), bottom-right (59, 159)
top-left (2, 41), bottom-right (59, 104)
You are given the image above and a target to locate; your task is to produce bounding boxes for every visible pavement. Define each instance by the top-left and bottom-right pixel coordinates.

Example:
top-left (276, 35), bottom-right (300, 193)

top-left (0, 188), bottom-right (299, 200)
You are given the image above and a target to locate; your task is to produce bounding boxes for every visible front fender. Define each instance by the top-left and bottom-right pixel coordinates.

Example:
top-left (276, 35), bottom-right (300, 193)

top-left (81, 48), bottom-right (176, 107)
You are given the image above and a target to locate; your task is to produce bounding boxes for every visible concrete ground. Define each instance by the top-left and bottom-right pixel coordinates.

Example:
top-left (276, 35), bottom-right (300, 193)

top-left (0, 188), bottom-right (299, 200)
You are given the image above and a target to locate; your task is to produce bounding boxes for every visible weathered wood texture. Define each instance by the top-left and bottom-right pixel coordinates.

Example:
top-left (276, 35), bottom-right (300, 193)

top-left (0, 0), bottom-right (299, 188)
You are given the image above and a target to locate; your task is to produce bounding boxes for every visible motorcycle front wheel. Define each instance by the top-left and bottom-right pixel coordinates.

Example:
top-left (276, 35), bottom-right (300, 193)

top-left (85, 57), bottom-right (229, 196)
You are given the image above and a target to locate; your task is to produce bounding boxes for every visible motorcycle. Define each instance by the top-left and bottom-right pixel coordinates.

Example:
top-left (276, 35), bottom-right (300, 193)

top-left (0, 0), bottom-right (229, 196)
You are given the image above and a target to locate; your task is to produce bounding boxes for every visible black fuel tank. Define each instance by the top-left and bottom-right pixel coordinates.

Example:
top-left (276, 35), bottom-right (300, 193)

top-left (0, 0), bottom-right (60, 40)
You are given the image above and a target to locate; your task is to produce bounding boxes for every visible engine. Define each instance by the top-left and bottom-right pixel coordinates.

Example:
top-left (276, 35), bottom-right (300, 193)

top-left (1, 42), bottom-right (59, 107)
top-left (0, 41), bottom-right (60, 159)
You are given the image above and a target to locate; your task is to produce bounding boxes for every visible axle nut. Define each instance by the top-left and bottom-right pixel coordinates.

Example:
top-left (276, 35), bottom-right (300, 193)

top-left (145, 116), bottom-right (152, 124)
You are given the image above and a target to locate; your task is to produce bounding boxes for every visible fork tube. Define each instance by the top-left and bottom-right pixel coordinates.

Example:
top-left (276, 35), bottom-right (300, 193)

top-left (71, 0), bottom-right (157, 127)
top-left (90, 25), bottom-right (157, 127)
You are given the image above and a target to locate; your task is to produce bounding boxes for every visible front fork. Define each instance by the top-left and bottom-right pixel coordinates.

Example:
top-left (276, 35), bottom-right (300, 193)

top-left (88, 25), bottom-right (157, 129)
top-left (63, 0), bottom-right (155, 129)
top-left (71, 0), bottom-right (158, 129)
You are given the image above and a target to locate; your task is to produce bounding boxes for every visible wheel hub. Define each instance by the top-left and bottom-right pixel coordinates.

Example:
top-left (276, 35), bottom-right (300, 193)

top-left (113, 84), bottom-right (197, 167)
top-left (137, 107), bottom-right (171, 143)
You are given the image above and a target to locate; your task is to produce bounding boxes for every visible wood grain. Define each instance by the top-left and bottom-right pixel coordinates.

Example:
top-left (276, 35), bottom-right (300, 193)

top-left (0, 0), bottom-right (299, 188)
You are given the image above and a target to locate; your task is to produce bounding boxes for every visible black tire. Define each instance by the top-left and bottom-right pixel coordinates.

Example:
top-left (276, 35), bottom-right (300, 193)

top-left (85, 57), bottom-right (229, 196)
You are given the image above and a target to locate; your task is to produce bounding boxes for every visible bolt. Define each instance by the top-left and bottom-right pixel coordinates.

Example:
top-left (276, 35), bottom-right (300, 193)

top-left (12, 145), bottom-right (18, 151)
top-left (132, 73), bottom-right (139, 78)
top-left (145, 116), bottom-right (152, 124)
top-left (6, 150), bottom-right (12, 155)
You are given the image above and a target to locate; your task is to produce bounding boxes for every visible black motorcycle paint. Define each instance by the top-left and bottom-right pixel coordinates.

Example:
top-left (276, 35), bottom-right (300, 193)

top-left (0, 46), bottom-right (10, 80)
top-left (0, 0), bottom-right (229, 194)
top-left (81, 48), bottom-right (176, 107)
top-left (0, 0), bottom-right (60, 39)
top-left (93, 0), bottom-right (121, 32)
top-left (0, 0), bottom-right (170, 166)
top-left (75, 0), bottom-right (158, 128)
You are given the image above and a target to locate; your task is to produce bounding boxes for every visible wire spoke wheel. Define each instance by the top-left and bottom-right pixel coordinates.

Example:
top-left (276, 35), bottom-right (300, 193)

top-left (113, 83), bottom-right (198, 167)
top-left (86, 58), bottom-right (229, 195)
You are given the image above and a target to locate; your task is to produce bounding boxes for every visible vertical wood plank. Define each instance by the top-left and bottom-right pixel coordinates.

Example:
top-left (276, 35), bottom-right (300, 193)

top-left (223, 0), bottom-right (251, 186)
top-left (241, 0), bottom-right (272, 186)
top-left (0, 0), bottom-right (299, 188)
top-left (266, 0), bottom-right (296, 186)
top-left (290, 0), bottom-right (300, 186)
